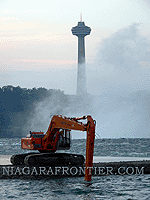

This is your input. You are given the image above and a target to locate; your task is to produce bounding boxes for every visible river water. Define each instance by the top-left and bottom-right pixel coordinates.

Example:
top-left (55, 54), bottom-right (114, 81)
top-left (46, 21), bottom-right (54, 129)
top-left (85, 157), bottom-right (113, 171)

top-left (0, 138), bottom-right (150, 199)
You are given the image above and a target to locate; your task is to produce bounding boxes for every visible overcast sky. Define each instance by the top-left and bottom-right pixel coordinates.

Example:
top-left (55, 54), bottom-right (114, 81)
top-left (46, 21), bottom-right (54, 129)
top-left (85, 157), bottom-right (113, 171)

top-left (0, 0), bottom-right (150, 94)
top-left (1, 0), bottom-right (150, 138)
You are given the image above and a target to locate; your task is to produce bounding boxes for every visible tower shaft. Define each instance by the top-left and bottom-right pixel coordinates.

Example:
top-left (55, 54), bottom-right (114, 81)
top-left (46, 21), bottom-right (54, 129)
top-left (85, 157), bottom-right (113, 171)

top-left (77, 36), bottom-right (86, 95)
top-left (78, 36), bottom-right (85, 64)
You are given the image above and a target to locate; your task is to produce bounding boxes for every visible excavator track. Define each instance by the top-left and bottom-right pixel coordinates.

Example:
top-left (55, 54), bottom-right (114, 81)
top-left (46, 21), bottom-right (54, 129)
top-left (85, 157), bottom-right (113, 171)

top-left (10, 153), bottom-right (39, 165)
top-left (10, 153), bottom-right (85, 166)
top-left (24, 153), bottom-right (85, 166)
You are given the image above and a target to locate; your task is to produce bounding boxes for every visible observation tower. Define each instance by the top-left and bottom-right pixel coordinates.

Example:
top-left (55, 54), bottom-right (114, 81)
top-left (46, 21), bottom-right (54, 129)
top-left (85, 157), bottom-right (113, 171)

top-left (71, 15), bottom-right (91, 96)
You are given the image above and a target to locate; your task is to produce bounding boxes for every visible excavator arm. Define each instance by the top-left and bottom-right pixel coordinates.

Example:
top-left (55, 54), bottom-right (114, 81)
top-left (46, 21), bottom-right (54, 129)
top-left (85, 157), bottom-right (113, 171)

top-left (42, 115), bottom-right (96, 181)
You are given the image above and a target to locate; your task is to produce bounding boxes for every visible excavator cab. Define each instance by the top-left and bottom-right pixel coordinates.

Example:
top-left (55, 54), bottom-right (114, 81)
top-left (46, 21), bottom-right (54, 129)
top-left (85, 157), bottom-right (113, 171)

top-left (57, 129), bottom-right (71, 150)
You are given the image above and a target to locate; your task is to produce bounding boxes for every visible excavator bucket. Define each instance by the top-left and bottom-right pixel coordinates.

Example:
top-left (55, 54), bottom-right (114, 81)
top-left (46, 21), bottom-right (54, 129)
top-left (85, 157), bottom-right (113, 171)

top-left (84, 116), bottom-right (95, 181)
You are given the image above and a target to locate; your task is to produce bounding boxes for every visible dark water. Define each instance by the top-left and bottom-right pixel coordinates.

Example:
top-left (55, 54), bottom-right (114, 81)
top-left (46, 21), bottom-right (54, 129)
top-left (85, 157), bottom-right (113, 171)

top-left (0, 138), bottom-right (150, 199)
top-left (0, 138), bottom-right (150, 157)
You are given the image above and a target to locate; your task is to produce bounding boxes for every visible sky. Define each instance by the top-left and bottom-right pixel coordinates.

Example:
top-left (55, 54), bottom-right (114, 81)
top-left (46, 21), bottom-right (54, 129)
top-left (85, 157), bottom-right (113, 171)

top-left (1, 0), bottom-right (150, 138)
top-left (0, 0), bottom-right (150, 95)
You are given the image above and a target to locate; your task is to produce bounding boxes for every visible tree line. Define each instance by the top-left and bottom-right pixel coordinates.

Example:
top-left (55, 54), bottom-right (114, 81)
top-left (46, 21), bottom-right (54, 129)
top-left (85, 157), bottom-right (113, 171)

top-left (0, 85), bottom-right (69, 138)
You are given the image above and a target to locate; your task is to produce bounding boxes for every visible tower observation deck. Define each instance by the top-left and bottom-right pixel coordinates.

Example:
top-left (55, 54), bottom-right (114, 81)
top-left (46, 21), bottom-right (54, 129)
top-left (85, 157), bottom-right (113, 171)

top-left (71, 18), bottom-right (91, 96)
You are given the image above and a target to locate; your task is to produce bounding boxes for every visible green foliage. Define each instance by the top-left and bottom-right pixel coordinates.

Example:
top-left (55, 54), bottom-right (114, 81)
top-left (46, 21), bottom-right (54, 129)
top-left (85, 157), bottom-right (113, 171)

top-left (0, 85), bottom-right (68, 137)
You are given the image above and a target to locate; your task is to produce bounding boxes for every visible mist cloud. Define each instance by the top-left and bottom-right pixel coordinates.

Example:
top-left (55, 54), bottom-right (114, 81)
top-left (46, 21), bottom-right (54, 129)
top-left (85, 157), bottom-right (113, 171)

top-left (97, 23), bottom-right (150, 70)
top-left (90, 23), bottom-right (150, 138)
top-left (89, 23), bottom-right (150, 95)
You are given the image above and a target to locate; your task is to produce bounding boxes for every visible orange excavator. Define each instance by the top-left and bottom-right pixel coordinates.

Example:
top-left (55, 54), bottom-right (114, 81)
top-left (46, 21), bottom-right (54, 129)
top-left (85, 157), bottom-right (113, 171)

top-left (10, 115), bottom-right (96, 181)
